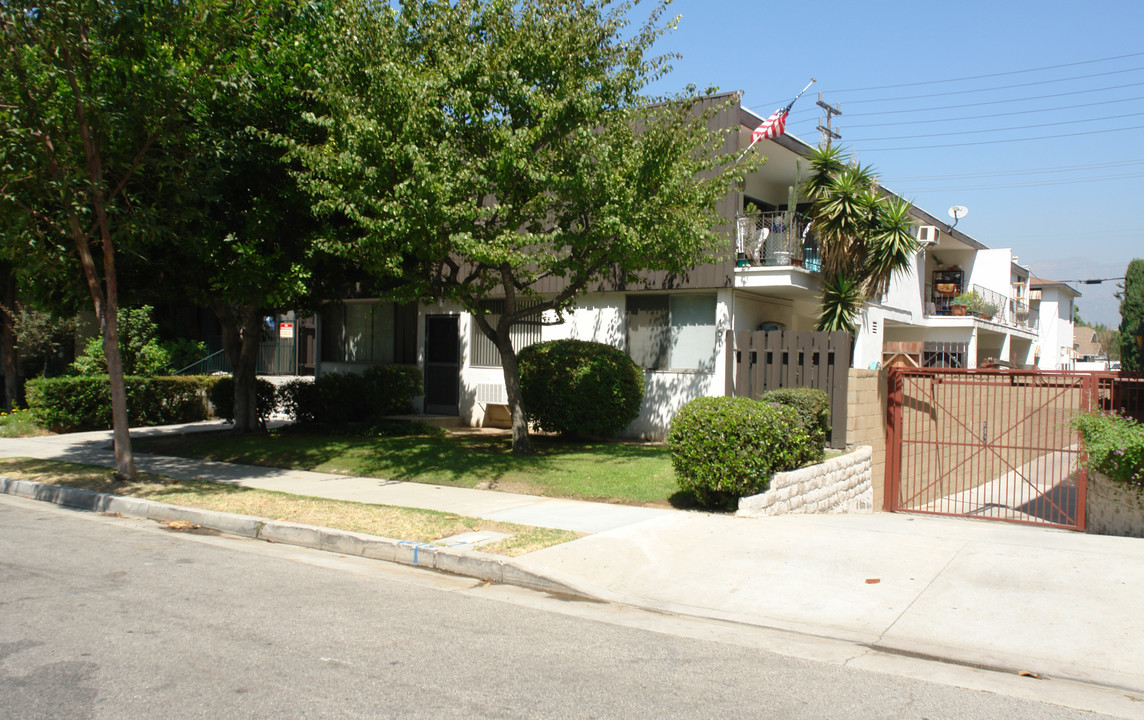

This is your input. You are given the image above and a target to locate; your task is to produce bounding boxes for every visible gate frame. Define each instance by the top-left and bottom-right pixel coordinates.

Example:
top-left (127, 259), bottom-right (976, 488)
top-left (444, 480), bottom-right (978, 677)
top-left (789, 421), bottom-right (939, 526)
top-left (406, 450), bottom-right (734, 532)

top-left (885, 366), bottom-right (1101, 531)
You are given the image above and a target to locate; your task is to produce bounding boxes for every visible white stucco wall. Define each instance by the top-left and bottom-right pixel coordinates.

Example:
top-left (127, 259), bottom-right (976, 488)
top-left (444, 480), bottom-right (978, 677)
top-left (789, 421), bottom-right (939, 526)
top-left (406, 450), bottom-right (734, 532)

top-left (881, 251), bottom-right (926, 318)
top-left (456, 289), bottom-right (732, 440)
top-left (969, 248), bottom-right (1014, 296)
top-left (1034, 287), bottom-right (1076, 370)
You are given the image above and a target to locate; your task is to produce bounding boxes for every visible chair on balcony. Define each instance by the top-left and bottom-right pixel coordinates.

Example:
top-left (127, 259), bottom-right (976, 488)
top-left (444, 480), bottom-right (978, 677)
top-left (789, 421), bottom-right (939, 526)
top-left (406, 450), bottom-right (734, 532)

top-left (750, 227), bottom-right (769, 265)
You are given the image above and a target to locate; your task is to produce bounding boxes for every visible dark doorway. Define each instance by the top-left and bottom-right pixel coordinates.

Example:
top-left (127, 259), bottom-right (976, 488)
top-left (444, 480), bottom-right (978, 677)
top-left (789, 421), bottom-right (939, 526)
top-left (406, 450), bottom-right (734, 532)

top-left (424, 315), bottom-right (460, 415)
top-left (297, 315), bottom-right (317, 376)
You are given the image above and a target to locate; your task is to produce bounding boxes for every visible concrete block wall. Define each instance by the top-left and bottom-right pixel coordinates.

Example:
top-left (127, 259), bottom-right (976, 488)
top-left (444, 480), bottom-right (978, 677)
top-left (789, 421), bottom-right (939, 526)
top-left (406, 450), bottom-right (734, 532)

top-left (845, 369), bottom-right (888, 510)
top-left (737, 446), bottom-right (873, 517)
top-left (1087, 471), bottom-right (1144, 538)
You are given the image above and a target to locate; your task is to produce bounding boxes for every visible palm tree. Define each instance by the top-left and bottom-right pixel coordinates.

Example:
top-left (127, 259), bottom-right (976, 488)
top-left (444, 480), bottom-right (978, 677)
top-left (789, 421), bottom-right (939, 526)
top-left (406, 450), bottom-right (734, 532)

top-left (805, 145), bottom-right (918, 332)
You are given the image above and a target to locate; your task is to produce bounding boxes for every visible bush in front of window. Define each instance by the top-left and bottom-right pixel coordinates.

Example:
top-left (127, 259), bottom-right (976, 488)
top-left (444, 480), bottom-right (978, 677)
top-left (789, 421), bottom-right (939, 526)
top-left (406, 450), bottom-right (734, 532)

top-left (668, 396), bottom-right (811, 511)
top-left (278, 366), bottom-right (423, 424)
top-left (758, 387), bottom-right (829, 464)
top-left (518, 339), bottom-right (644, 439)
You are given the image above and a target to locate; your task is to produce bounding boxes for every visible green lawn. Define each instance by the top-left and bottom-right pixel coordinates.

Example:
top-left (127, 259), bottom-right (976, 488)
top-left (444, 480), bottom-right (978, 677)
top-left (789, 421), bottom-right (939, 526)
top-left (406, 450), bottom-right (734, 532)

top-left (135, 428), bottom-right (680, 506)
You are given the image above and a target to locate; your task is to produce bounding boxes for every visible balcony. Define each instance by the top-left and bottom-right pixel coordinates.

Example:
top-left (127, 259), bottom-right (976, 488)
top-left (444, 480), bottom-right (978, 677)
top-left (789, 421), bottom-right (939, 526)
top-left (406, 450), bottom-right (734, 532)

top-left (735, 212), bottom-right (821, 272)
top-left (925, 283), bottom-right (1038, 332)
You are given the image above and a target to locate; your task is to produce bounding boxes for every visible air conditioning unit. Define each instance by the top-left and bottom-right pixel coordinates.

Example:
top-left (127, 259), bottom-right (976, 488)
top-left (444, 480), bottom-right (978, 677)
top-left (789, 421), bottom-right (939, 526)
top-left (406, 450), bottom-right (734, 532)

top-left (917, 225), bottom-right (940, 245)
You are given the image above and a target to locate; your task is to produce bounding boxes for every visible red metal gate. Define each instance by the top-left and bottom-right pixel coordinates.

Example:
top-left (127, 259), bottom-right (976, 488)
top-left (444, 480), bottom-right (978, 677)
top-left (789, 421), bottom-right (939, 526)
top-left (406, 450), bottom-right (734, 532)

top-left (886, 368), bottom-right (1095, 530)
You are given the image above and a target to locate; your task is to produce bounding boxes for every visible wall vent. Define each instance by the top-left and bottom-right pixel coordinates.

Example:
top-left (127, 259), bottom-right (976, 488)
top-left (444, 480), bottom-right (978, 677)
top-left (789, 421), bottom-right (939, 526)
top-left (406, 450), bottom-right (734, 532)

top-left (476, 383), bottom-right (507, 404)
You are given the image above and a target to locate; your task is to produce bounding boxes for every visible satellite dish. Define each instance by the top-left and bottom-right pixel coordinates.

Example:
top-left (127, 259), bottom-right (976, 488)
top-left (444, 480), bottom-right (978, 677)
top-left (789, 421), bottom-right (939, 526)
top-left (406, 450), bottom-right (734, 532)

top-left (947, 205), bottom-right (969, 231)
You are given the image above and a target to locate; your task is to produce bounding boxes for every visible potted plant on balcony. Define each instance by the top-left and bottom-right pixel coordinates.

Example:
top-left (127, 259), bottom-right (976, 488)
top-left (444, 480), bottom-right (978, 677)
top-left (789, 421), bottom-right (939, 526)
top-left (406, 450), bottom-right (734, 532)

top-left (973, 297), bottom-right (999, 320)
top-left (951, 292), bottom-right (972, 316)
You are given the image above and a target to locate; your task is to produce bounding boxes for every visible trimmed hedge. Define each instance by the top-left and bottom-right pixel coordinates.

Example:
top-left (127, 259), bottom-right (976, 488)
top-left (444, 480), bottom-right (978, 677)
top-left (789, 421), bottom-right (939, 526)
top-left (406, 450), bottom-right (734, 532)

top-left (278, 365), bottom-right (423, 424)
top-left (668, 396), bottom-right (812, 511)
top-left (758, 387), bottom-right (829, 464)
top-left (518, 339), bottom-right (644, 438)
top-left (26, 375), bottom-right (214, 432)
top-left (208, 376), bottom-right (277, 424)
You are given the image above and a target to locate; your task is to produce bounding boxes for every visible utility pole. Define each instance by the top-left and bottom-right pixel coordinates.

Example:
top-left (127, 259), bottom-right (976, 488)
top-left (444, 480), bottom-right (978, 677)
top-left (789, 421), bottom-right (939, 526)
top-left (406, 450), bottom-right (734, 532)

top-left (816, 93), bottom-right (841, 147)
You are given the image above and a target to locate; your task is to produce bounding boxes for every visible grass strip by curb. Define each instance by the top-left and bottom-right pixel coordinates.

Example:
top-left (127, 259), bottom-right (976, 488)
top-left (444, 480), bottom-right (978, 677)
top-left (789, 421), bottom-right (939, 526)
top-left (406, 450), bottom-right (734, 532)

top-left (0, 457), bottom-right (580, 557)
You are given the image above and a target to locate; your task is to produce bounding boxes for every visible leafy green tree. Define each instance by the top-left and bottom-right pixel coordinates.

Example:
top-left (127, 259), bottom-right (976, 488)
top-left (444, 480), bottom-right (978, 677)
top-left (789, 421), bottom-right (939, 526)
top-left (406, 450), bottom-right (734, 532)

top-left (291, 0), bottom-right (751, 453)
top-left (5, 302), bottom-right (77, 379)
top-left (69, 305), bottom-right (182, 376)
top-left (804, 145), bottom-right (918, 332)
top-left (1119, 259), bottom-right (1144, 371)
top-left (142, 0), bottom-right (349, 432)
top-left (0, 0), bottom-right (258, 478)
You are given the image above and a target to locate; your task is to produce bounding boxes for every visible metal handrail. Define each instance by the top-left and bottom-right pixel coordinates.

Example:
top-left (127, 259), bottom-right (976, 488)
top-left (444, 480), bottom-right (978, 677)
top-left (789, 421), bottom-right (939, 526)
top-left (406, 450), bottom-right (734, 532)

top-left (735, 211), bottom-right (820, 270)
top-left (175, 349), bottom-right (230, 376)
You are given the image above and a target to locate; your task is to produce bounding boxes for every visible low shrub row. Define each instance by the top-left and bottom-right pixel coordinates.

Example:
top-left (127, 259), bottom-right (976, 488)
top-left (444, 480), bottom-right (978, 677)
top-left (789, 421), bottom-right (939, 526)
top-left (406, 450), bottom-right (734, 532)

top-left (207, 376), bottom-right (278, 424)
top-left (26, 375), bottom-right (215, 432)
top-left (278, 366), bottom-right (423, 424)
top-left (26, 365), bottom-right (424, 432)
top-left (668, 391), bottom-right (829, 511)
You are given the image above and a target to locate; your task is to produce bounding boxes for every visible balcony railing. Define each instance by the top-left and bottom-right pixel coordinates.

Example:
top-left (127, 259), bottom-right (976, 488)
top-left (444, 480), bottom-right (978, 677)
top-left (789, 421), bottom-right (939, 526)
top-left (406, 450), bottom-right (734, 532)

top-left (924, 283), bottom-right (1038, 331)
top-left (735, 212), bottom-right (821, 272)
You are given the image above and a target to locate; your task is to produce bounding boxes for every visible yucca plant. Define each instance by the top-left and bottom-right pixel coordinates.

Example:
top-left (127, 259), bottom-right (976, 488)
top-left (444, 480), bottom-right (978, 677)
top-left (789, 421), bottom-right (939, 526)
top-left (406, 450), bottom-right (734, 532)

top-left (816, 274), bottom-right (864, 332)
top-left (806, 145), bottom-right (920, 333)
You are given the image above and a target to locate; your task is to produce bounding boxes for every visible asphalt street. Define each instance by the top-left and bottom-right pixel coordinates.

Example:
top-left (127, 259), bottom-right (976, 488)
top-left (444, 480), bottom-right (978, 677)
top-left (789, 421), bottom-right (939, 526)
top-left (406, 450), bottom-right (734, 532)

top-left (0, 495), bottom-right (1124, 720)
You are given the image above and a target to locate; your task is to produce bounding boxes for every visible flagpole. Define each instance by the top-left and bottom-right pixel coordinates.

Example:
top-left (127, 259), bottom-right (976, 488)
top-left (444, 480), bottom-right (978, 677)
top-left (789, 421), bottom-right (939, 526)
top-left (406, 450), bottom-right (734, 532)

top-left (737, 78), bottom-right (816, 161)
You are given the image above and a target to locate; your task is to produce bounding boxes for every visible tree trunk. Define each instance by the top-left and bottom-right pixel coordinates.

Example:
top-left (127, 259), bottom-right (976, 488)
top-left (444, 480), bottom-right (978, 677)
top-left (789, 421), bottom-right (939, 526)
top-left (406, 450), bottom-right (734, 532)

top-left (495, 335), bottom-right (532, 455)
top-left (216, 302), bottom-right (265, 433)
top-left (102, 307), bottom-right (137, 479)
top-left (0, 265), bottom-right (20, 410)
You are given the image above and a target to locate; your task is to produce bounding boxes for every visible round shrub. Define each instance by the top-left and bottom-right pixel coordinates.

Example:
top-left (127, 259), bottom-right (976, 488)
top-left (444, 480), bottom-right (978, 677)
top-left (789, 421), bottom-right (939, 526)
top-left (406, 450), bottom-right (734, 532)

top-left (518, 339), bottom-right (643, 438)
top-left (758, 387), bottom-right (829, 464)
top-left (668, 396), bottom-right (811, 511)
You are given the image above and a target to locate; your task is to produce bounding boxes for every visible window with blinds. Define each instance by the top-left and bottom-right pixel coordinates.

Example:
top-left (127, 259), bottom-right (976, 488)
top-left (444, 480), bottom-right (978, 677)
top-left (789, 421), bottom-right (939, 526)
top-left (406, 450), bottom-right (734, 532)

top-left (470, 299), bottom-right (544, 367)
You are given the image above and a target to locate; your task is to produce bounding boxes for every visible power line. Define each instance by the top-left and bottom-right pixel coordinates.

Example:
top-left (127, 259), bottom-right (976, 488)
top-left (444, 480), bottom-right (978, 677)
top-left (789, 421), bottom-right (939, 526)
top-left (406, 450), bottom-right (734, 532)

top-left (845, 65), bottom-right (1144, 105)
top-left (860, 123), bottom-right (1144, 151)
top-left (898, 171), bottom-right (1144, 193)
top-left (769, 80), bottom-right (1144, 119)
top-left (846, 110), bottom-right (1144, 142)
top-left (829, 51), bottom-right (1144, 93)
top-left (1055, 277), bottom-right (1127, 285)
top-left (893, 158), bottom-right (1144, 181)
top-left (843, 95), bottom-right (1144, 129)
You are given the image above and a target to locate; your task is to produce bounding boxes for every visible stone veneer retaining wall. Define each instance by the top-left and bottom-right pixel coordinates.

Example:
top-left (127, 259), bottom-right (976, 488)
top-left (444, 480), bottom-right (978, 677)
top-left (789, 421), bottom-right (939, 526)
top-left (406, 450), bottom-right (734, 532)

top-left (737, 446), bottom-right (873, 518)
top-left (1087, 471), bottom-right (1144, 538)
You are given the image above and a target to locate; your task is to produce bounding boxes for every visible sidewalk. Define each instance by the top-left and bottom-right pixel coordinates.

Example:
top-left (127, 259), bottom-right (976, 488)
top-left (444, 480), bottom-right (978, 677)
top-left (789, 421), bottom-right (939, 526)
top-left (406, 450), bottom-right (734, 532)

top-left (3, 422), bottom-right (1143, 697)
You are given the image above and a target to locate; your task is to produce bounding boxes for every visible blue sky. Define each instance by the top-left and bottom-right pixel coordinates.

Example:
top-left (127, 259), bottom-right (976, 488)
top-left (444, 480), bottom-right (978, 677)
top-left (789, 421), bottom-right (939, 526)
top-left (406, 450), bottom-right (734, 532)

top-left (643, 0), bottom-right (1143, 326)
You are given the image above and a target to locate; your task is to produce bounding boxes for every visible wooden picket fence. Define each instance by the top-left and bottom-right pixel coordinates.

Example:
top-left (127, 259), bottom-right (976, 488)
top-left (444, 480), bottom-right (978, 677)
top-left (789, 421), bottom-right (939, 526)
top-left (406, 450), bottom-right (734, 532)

top-left (724, 329), bottom-right (852, 448)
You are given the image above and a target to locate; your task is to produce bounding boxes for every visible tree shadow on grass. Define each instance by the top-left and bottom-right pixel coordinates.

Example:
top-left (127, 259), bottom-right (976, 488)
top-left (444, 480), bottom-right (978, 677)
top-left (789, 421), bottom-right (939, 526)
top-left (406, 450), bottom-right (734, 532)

top-left (127, 426), bottom-right (676, 500)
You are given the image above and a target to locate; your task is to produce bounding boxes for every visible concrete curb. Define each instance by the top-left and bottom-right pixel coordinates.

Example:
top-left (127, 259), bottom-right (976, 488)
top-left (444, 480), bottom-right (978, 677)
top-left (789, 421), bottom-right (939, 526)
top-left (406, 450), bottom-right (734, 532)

top-left (0, 477), bottom-right (582, 599)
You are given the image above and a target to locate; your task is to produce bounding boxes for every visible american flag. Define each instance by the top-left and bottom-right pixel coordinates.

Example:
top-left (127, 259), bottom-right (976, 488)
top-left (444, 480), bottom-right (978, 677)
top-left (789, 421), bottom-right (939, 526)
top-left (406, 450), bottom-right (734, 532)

top-left (752, 101), bottom-right (794, 143)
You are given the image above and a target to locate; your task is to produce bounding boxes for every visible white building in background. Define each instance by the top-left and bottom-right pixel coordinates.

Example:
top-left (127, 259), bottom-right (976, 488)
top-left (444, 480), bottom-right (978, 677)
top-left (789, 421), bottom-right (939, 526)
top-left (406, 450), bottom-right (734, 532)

top-left (1029, 277), bottom-right (1081, 370)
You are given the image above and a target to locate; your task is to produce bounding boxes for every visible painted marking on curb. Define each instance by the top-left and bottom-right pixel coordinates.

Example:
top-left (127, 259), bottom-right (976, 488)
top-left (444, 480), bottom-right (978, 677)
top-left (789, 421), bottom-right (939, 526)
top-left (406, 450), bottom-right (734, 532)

top-left (398, 540), bottom-right (432, 565)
